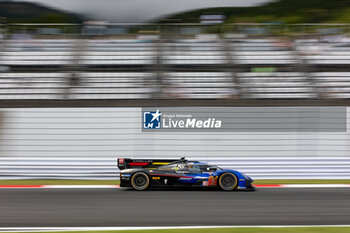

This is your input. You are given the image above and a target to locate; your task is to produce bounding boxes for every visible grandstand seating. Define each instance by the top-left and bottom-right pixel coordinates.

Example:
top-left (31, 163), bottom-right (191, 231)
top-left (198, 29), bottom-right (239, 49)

top-left (162, 39), bottom-right (227, 65)
top-left (1, 34), bottom-right (350, 100)
top-left (163, 72), bottom-right (236, 98)
top-left (1, 39), bottom-right (75, 66)
top-left (0, 72), bottom-right (68, 99)
top-left (70, 72), bottom-right (155, 99)
top-left (311, 72), bottom-right (350, 98)
top-left (238, 72), bottom-right (316, 99)
top-left (295, 38), bottom-right (350, 65)
top-left (81, 39), bottom-right (156, 66)
top-left (0, 71), bottom-right (330, 100)
top-left (230, 38), bottom-right (298, 65)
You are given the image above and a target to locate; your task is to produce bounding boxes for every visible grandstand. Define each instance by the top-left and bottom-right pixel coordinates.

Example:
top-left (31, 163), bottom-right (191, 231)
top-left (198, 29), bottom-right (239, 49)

top-left (1, 23), bottom-right (350, 105)
top-left (1, 23), bottom-right (350, 181)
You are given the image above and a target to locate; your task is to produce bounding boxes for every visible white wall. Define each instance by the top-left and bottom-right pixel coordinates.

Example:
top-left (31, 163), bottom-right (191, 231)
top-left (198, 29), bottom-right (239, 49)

top-left (0, 107), bottom-right (349, 179)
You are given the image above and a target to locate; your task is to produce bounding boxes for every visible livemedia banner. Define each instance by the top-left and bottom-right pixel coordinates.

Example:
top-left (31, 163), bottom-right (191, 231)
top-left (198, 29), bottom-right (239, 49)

top-left (141, 107), bottom-right (346, 132)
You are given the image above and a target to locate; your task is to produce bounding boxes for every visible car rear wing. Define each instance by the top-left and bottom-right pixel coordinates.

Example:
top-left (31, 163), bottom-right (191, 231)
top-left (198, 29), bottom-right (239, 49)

top-left (117, 158), bottom-right (180, 170)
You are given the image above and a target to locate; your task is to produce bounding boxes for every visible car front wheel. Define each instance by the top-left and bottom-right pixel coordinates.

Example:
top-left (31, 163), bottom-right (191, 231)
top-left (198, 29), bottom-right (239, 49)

top-left (218, 172), bottom-right (238, 191)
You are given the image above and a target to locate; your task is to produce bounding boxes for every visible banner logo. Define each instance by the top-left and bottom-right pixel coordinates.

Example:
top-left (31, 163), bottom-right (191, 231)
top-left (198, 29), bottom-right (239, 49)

top-left (143, 109), bottom-right (162, 129)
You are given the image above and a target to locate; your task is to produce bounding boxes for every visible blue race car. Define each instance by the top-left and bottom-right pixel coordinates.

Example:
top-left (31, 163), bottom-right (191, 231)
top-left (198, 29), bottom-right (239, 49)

top-left (118, 157), bottom-right (254, 191)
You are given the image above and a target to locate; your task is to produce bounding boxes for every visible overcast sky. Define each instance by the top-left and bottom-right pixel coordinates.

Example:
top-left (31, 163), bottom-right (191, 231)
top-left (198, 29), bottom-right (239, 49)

top-left (21, 0), bottom-right (271, 22)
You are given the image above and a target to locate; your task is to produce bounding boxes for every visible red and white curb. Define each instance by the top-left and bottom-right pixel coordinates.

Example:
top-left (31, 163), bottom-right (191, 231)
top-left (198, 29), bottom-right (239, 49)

top-left (1, 184), bottom-right (350, 189)
top-left (255, 184), bottom-right (350, 188)
top-left (0, 185), bottom-right (120, 189)
top-left (1, 225), bottom-right (350, 232)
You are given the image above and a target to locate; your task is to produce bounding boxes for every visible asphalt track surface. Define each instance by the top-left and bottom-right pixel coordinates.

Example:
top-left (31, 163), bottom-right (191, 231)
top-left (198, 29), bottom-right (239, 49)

top-left (0, 188), bottom-right (350, 227)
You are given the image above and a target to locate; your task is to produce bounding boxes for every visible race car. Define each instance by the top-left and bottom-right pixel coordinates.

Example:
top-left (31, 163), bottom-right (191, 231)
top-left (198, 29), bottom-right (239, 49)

top-left (118, 157), bottom-right (254, 191)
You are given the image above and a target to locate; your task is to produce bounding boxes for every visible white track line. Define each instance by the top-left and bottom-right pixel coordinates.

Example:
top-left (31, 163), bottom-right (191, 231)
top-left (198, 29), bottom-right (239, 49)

top-left (1, 225), bottom-right (350, 232)
top-left (255, 184), bottom-right (350, 188)
top-left (1, 184), bottom-right (350, 189)
top-left (43, 185), bottom-right (119, 189)
top-left (281, 184), bottom-right (350, 188)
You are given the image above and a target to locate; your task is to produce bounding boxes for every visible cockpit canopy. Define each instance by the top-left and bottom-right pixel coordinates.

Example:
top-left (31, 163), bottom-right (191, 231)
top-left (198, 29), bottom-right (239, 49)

top-left (158, 161), bottom-right (222, 173)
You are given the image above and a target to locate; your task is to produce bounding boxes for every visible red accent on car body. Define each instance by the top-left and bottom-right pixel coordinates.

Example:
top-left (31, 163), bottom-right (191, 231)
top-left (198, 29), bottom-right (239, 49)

top-left (129, 162), bottom-right (150, 166)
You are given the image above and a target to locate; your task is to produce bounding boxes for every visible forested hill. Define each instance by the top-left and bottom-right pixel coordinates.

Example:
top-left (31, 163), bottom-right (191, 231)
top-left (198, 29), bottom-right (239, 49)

top-left (158, 0), bottom-right (350, 24)
top-left (0, 1), bottom-right (84, 23)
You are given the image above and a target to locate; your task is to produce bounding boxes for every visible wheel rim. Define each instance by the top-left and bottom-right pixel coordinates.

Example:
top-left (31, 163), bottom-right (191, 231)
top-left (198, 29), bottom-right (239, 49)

top-left (223, 176), bottom-right (234, 186)
top-left (131, 173), bottom-right (149, 190)
top-left (220, 173), bottom-right (237, 190)
top-left (134, 175), bottom-right (147, 187)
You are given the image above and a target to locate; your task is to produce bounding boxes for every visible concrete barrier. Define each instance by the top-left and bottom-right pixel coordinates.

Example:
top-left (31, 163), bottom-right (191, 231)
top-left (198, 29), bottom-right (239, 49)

top-left (1, 157), bottom-right (350, 180)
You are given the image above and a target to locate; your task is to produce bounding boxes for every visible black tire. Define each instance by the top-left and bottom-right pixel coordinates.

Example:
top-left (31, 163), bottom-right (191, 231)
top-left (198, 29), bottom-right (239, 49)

top-left (131, 172), bottom-right (150, 191)
top-left (218, 172), bottom-right (238, 191)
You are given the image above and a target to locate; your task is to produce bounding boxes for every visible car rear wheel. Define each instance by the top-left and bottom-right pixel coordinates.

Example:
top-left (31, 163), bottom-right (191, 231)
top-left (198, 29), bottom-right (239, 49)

top-left (131, 172), bottom-right (150, 191)
top-left (218, 172), bottom-right (238, 191)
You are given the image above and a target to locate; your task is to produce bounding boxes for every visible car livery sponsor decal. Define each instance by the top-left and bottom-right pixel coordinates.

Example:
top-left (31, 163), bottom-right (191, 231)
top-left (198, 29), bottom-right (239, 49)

top-left (208, 176), bottom-right (218, 186)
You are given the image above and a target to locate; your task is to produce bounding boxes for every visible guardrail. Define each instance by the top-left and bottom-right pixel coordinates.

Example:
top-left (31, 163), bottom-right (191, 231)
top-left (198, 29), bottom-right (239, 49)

top-left (1, 157), bottom-right (350, 180)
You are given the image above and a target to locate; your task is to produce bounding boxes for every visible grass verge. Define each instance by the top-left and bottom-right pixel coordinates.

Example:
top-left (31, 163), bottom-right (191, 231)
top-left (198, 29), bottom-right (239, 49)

top-left (1, 179), bottom-right (350, 185)
top-left (8, 227), bottom-right (350, 233)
